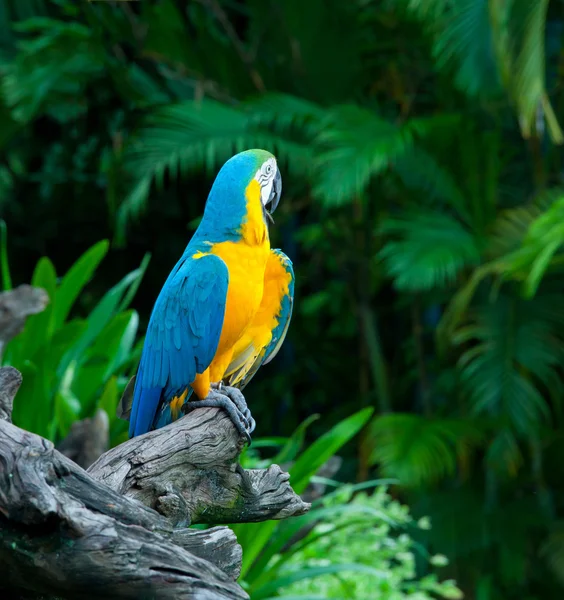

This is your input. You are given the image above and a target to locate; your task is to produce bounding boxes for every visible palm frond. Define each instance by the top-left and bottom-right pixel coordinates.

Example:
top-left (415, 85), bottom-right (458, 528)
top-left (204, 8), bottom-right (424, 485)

top-left (313, 108), bottom-right (455, 206)
top-left (510, 0), bottom-right (562, 143)
top-left (118, 98), bottom-right (314, 240)
top-left (406, 0), bottom-right (501, 98)
top-left (1, 18), bottom-right (105, 123)
top-left (370, 413), bottom-right (482, 487)
top-left (392, 146), bottom-right (469, 221)
top-left (455, 293), bottom-right (564, 435)
top-left (541, 522), bottom-right (564, 586)
top-left (379, 211), bottom-right (480, 291)
top-left (486, 428), bottom-right (523, 478)
top-left (494, 190), bottom-right (564, 297)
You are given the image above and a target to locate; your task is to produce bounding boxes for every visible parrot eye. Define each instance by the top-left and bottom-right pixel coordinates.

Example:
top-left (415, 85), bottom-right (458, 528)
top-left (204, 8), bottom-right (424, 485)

top-left (265, 163), bottom-right (272, 175)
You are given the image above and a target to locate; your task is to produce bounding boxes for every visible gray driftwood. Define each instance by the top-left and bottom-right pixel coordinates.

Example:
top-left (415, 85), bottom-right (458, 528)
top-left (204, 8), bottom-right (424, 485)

top-left (88, 407), bottom-right (310, 526)
top-left (0, 286), bottom-right (311, 599)
top-left (0, 366), bottom-right (246, 599)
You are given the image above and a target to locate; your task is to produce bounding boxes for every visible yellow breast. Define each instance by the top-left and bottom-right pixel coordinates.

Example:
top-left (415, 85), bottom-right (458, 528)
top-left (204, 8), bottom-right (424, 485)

top-left (210, 178), bottom-right (270, 355)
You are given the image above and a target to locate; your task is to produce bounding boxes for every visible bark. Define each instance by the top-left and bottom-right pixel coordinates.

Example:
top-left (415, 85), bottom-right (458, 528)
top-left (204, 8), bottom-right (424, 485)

top-left (0, 286), bottom-right (310, 599)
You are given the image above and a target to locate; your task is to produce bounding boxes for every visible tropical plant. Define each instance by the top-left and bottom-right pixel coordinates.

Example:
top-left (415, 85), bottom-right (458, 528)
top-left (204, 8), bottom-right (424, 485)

top-left (2, 0), bottom-right (564, 597)
top-left (283, 486), bottom-right (462, 600)
top-left (235, 410), bottom-right (462, 599)
top-left (1, 236), bottom-right (149, 445)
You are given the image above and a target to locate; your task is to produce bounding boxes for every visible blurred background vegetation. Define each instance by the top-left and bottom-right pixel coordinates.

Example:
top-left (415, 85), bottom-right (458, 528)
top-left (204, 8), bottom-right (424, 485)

top-left (1, 0), bottom-right (564, 598)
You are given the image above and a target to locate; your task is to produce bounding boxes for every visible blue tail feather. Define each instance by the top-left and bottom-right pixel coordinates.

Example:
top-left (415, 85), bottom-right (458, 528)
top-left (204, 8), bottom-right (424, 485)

top-left (129, 367), bottom-right (163, 437)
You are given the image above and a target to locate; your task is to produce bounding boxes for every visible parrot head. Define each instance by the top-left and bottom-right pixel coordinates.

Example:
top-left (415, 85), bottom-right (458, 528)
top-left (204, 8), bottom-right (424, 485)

top-left (200, 149), bottom-right (282, 240)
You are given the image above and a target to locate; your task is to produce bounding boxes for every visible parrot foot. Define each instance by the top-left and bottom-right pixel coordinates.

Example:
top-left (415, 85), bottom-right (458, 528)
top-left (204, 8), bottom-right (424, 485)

top-left (182, 390), bottom-right (253, 445)
top-left (219, 386), bottom-right (256, 435)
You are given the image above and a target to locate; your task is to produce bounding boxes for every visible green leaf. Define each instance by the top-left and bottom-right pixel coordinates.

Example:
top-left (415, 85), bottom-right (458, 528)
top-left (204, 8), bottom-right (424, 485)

top-left (289, 407), bottom-right (373, 495)
top-left (313, 106), bottom-right (413, 206)
top-left (273, 414), bottom-right (320, 465)
top-left (511, 0), bottom-right (562, 143)
top-left (20, 257), bottom-right (56, 360)
top-left (246, 499), bottom-right (397, 591)
top-left (370, 414), bottom-right (482, 487)
top-left (69, 266), bottom-right (145, 363)
top-left (235, 409), bottom-right (372, 581)
top-left (455, 293), bottom-right (561, 435)
top-left (252, 564), bottom-right (388, 599)
top-left (379, 211), bottom-right (480, 291)
top-left (0, 219), bottom-right (12, 291)
top-left (98, 376), bottom-right (119, 424)
top-left (54, 239), bottom-right (109, 328)
top-left (54, 389), bottom-right (81, 439)
top-left (117, 252), bottom-right (150, 312)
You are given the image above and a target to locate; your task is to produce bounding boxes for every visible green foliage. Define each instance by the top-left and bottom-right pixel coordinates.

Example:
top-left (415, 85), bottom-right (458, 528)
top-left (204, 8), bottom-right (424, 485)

top-left (236, 416), bottom-right (460, 599)
top-left (0, 219), bottom-right (11, 290)
top-left (2, 0), bottom-right (564, 597)
top-left (379, 212), bottom-right (480, 292)
top-left (455, 293), bottom-right (564, 436)
top-left (234, 408), bottom-right (374, 587)
top-left (3, 240), bottom-right (149, 443)
top-left (370, 414), bottom-right (482, 487)
top-left (282, 486), bottom-right (462, 600)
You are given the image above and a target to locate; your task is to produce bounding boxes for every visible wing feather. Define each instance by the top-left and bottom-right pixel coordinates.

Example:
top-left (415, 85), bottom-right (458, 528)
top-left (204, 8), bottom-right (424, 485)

top-left (128, 253), bottom-right (228, 437)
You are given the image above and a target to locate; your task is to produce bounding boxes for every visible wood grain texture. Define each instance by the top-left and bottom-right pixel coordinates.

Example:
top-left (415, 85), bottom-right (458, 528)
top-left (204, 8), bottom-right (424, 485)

top-left (88, 406), bottom-right (310, 526)
top-left (0, 285), bottom-right (310, 599)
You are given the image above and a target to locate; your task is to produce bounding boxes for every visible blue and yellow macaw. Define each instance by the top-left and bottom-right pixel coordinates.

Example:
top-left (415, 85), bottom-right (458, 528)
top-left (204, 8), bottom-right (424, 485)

top-left (122, 149), bottom-right (294, 443)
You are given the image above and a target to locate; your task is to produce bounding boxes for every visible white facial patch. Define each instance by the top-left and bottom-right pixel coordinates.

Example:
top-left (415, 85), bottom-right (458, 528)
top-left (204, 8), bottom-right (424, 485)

top-left (255, 157), bottom-right (278, 206)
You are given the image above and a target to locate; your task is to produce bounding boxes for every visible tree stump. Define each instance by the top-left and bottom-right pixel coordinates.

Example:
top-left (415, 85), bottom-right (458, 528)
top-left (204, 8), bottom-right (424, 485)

top-left (0, 287), bottom-right (310, 599)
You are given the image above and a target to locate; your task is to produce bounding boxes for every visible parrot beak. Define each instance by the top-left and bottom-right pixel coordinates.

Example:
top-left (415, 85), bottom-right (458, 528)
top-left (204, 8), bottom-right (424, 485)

top-left (264, 170), bottom-right (282, 224)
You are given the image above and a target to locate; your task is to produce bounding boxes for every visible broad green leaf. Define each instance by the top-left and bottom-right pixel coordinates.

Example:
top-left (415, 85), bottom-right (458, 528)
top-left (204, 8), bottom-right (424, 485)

top-left (54, 239), bottom-right (109, 328)
top-left (91, 310), bottom-right (139, 378)
top-left (51, 319), bottom-right (89, 377)
top-left (70, 266), bottom-right (145, 362)
top-left (273, 414), bottom-right (320, 464)
top-left (10, 360), bottom-right (38, 433)
top-left (19, 257), bottom-right (56, 361)
top-left (0, 219), bottom-right (11, 291)
top-left (289, 407), bottom-right (374, 494)
top-left (236, 408), bottom-right (373, 579)
top-left (117, 253), bottom-right (151, 312)
top-left (98, 376), bottom-right (119, 424)
top-left (54, 389), bottom-right (81, 439)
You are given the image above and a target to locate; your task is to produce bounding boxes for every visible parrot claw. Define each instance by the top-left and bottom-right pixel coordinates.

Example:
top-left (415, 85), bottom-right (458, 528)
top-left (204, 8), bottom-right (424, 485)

top-left (218, 386), bottom-right (256, 435)
top-left (181, 389), bottom-right (254, 445)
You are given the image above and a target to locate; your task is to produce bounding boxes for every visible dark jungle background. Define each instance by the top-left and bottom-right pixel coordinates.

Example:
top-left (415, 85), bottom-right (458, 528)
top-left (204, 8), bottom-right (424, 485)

top-left (2, 1), bottom-right (564, 598)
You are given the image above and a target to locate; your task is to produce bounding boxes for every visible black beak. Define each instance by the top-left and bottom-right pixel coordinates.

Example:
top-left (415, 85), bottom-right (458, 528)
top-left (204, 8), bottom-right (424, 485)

top-left (264, 170), bottom-right (282, 224)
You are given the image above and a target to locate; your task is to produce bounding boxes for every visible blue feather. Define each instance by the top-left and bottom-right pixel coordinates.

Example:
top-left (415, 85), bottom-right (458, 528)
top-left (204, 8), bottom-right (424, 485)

top-left (128, 253), bottom-right (229, 437)
top-left (128, 149), bottom-right (277, 437)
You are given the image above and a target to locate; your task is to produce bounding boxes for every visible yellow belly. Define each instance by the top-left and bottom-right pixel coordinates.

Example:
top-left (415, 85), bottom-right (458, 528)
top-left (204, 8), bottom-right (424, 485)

top-left (191, 237), bottom-right (270, 398)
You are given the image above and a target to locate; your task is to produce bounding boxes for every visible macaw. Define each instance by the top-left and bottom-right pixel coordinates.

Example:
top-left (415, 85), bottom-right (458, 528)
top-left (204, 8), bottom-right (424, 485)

top-left (121, 149), bottom-right (294, 443)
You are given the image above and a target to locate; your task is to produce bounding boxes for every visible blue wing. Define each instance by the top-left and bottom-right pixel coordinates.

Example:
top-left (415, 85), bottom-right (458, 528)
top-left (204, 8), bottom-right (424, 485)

top-left (128, 253), bottom-right (228, 437)
top-left (224, 249), bottom-right (294, 390)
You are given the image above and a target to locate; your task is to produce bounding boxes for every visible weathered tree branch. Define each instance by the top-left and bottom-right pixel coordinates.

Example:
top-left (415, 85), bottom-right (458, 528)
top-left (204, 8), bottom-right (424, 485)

top-left (0, 287), bottom-right (310, 598)
top-left (88, 407), bottom-right (310, 526)
top-left (0, 367), bottom-right (247, 599)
